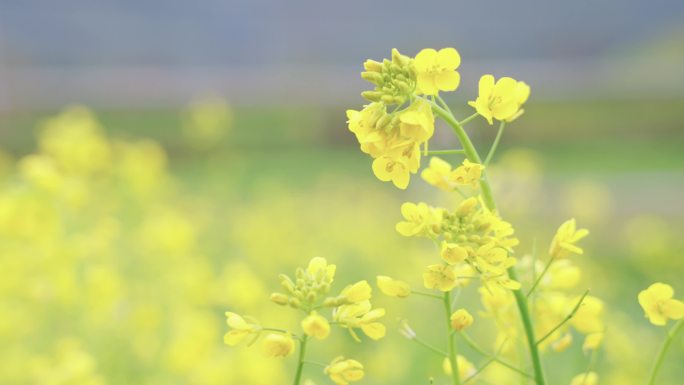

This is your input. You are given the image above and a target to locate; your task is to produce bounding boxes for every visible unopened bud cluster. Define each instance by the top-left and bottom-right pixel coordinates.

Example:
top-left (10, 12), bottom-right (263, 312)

top-left (361, 48), bottom-right (416, 106)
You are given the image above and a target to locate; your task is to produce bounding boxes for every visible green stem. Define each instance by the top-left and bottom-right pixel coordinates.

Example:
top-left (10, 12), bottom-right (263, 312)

top-left (444, 291), bottom-right (461, 385)
top-left (292, 335), bottom-right (309, 385)
top-left (411, 335), bottom-right (448, 357)
top-left (484, 121), bottom-right (506, 166)
top-left (460, 332), bottom-right (533, 378)
top-left (527, 256), bottom-right (556, 298)
top-left (430, 100), bottom-right (547, 385)
top-left (412, 290), bottom-right (443, 300)
top-left (647, 319), bottom-right (684, 385)
top-left (459, 112), bottom-right (480, 126)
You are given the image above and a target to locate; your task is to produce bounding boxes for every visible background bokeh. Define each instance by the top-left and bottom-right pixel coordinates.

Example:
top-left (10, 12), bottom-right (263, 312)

top-left (1, 1), bottom-right (683, 384)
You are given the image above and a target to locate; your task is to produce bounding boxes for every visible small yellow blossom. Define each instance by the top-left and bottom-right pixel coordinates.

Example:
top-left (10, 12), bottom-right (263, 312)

top-left (440, 241), bottom-right (468, 265)
top-left (423, 264), bottom-right (457, 292)
top-left (570, 372), bottom-right (598, 385)
top-left (451, 160), bottom-right (484, 187)
top-left (262, 333), bottom-right (295, 358)
top-left (454, 196), bottom-right (478, 217)
top-left (333, 301), bottom-right (386, 341)
top-left (549, 218), bottom-right (589, 258)
top-left (638, 282), bottom-right (684, 326)
top-left (224, 312), bottom-right (260, 346)
top-left (398, 98), bottom-right (435, 143)
top-left (468, 75), bottom-right (530, 125)
top-left (583, 332), bottom-right (603, 352)
top-left (376, 276), bottom-right (411, 298)
top-left (307, 257), bottom-right (337, 284)
top-left (396, 202), bottom-right (443, 237)
top-left (325, 357), bottom-right (364, 385)
top-left (414, 48), bottom-right (461, 95)
top-left (450, 309), bottom-right (474, 331)
top-left (372, 156), bottom-right (411, 190)
top-left (442, 355), bottom-right (476, 380)
top-left (341, 280), bottom-right (372, 304)
top-left (302, 312), bottom-right (331, 340)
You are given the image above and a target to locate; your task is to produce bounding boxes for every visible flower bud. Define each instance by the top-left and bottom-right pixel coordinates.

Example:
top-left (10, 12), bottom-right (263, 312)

top-left (455, 197), bottom-right (478, 217)
top-left (262, 333), bottom-right (295, 358)
top-left (450, 308), bottom-right (473, 331)
top-left (361, 91), bottom-right (383, 102)
top-left (363, 59), bottom-right (383, 73)
top-left (361, 71), bottom-right (383, 85)
top-left (270, 292), bottom-right (289, 306)
top-left (301, 312), bottom-right (331, 340)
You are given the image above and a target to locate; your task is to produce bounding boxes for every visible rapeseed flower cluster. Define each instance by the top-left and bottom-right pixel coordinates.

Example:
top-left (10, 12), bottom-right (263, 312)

top-left (226, 257), bottom-right (381, 384)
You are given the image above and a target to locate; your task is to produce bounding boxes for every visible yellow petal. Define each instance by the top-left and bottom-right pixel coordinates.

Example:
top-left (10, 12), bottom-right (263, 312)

top-left (435, 71), bottom-right (461, 92)
top-left (436, 48), bottom-right (461, 69)
top-left (414, 48), bottom-right (437, 71)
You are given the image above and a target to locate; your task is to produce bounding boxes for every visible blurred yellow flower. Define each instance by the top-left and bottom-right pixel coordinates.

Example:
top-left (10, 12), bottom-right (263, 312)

top-left (450, 309), bottom-right (474, 331)
top-left (451, 160), bottom-right (485, 187)
top-left (341, 280), bottom-right (372, 304)
top-left (422, 158), bottom-right (484, 190)
top-left (550, 218), bottom-right (589, 258)
top-left (307, 257), bottom-right (337, 284)
top-left (325, 357), bottom-right (364, 385)
top-left (414, 48), bottom-right (461, 95)
top-left (442, 355), bottom-right (476, 380)
top-left (440, 242), bottom-right (468, 265)
top-left (570, 371), bottom-right (598, 385)
top-left (224, 312), bottom-right (260, 346)
top-left (638, 282), bottom-right (684, 326)
top-left (301, 312), bottom-right (331, 340)
top-left (262, 333), bottom-right (295, 358)
top-left (333, 301), bottom-right (386, 341)
top-left (571, 296), bottom-right (604, 334)
top-left (583, 332), bottom-right (603, 352)
top-left (468, 75), bottom-right (530, 125)
top-left (376, 276), bottom-right (411, 298)
top-left (423, 264), bottom-right (457, 292)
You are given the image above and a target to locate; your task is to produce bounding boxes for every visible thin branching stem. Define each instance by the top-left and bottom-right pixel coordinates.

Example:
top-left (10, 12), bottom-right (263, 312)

top-left (536, 289), bottom-right (590, 346)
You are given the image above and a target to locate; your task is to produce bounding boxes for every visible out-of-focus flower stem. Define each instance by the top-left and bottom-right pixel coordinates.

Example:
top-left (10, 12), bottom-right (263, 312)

top-left (648, 318), bottom-right (684, 385)
top-left (444, 291), bottom-right (461, 385)
top-left (292, 334), bottom-right (309, 385)
top-left (429, 99), bottom-right (548, 385)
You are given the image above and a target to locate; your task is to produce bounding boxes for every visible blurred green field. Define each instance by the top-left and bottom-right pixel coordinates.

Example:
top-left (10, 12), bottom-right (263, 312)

top-left (0, 99), bottom-right (683, 384)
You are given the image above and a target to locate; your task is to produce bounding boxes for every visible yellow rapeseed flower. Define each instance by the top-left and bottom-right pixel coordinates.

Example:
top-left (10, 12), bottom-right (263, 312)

top-left (307, 257), bottom-right (337, 284)
top-left (421, 158), bottom-right (484, 190)
top-left (340, 280), bottom-right (372, 304)
top-left (638, 282), bottom-right (684, 326)
top-left (262, 333), bottom-right (295, 358)
top-left (450, 308), bottom-right (474, 331)
top-left (451, 160), bottom-right (484, 187)
top-left (583, 332), bottom-right (603, 352)
top-left (395, 202), bottom-right (443, 237)
top-left (423, 264), bottom-right (457, 292)
top-left (376, 276), bottom-right (411, 298)
top-left (414, 48), bottom-right (461, 95)
top-left (440, 241), bottom-right (468, 265)
top-left (302, 312), bottom-right (331, 340)
top-left (571, 295), bottom-right (604, 334)
top-left (333, 301), bottom-right (386, 341)
top-left (549, 218), bottom-right (589, 258)
top-left (468, 75), bottom-right (530, 125)
top-left (371, 155), bottom-right (412, 190)
top-left (325, 357), bottom-right (364, 385)
top-left (224, 312), bottom-right (260, 346)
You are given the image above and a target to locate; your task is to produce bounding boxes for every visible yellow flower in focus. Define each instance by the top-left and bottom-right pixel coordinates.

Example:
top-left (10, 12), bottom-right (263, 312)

top-left (262, 333), bottom-right (295, 358)
top-left (325, 357), bottom-right (364, 385)
top-left (571, 295), bottom-right (604, 334)
top-left (638, 282), bottom-right (684, 326)
top-left (224, 312), bottom-right (260, 346)
top-left (570, 372), bottom-right (598, 385)
top-left (423, 264), bottom-right (457, 292)
top-left (450, 308), bottom-right (474, 331)
top-left (414, 48), bottom-right (461, 95)
top-left (372, 156), bottom-right (411, 190)
top-left (442, 355), bottom-right (476, 380)
top-left (398, 98), bottom-right (435, 143)
top-left (301, 312), bottom-right (331, 340)
top-left (396, 202), bottom-right (443, 237)
top-left (583, 332), bottom-right (603, 352)
top-left (333, 301), bottom-right (386, 341)
top-left (341, 280), bottom-right (372, 304)
top-left (468, 75), bottom-right (530, 125)
top-left (451, 160), bottom-right (484, 187)
top-left (441, 242), bottom-right (468, 265)
top-left (549, 218), bottom-right (589, 258)
top-left (376, 276), bottom-right (411, 298)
